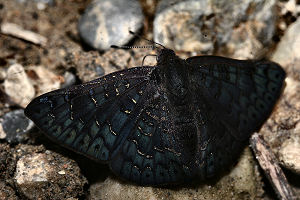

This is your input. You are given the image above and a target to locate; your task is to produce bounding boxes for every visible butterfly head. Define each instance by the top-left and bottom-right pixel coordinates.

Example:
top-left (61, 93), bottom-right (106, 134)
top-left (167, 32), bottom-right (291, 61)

top-left (157, 48), bottom-right (177, 65)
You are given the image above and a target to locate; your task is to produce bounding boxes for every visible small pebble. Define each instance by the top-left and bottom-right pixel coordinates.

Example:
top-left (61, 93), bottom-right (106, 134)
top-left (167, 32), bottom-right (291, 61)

top-left (15, 154), bottom-right (49, 185)
top-left (4, 63), bottom-right (35, 108)
top-left (279, 129), bottom-right (300, 175)
top-left (61, 71), bottom-right (76, 88)
top-left (14, 151), bottom-right (87, 199)
top-left (0, 67), bottom-right (7, 80)
top-left (58, 170), bottom-right (66, 175)
top-left (78, 0), bottom-right (144, 50)
top-left (271, 17), bottom-right (300, 80)
top-left (0, 109), bottom-right (34, 143)
top-left (27, 66), bottom-right (61, 96)
top-left (154, 0), bottom-right (214, 53)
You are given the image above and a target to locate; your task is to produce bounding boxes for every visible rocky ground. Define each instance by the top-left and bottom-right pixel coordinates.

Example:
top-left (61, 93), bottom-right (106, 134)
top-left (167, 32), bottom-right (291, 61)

top-left (0, 0), bottom-right (299, 199)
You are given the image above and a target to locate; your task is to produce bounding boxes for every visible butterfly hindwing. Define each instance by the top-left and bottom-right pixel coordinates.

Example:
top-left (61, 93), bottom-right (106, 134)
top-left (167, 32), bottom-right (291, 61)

top-left (183, 56), bottom-right (285, 179)
top-left (109, 95), bottom-right (196, 185)
top-left (191, 98), bottom-right (248, 179)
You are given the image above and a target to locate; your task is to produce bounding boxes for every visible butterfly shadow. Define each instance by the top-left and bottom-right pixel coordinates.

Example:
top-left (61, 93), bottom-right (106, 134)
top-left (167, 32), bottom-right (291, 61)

top-left (30, 128), bottom-right (111, 183)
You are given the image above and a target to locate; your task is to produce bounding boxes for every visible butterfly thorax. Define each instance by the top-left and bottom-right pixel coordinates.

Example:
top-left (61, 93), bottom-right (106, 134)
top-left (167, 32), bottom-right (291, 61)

top-left (156, 48), bottom-right (190, 101)
top-left (152, 48), bottom-right (201, 171)
top-left (156, 48), bottom-right (176, 65)
top-left (155, 48), bottom-right (195, 128)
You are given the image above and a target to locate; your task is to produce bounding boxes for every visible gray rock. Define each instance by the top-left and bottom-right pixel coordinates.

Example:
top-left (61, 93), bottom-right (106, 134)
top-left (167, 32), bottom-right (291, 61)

top-left (89, 148), bottom-right (263, 200)
top-left (262, 73), bottom-right (300, 175)
top-left (259, 19), bottom-right (300, 178)
top-left (271, 17), bottom-right (300, 80)
top-left (279, 131), bottom-right (300, 175)
top-left (0, 109), bottom-right (34, 143)
top-left (261, 75), bottom-right (300, 150)
top-left (262, 20), bottom-right (300, 176)
top-left (154, 0), bottom-right (214, 54)
top-left (154, 0), bottom-right (277, 58)
top-left (78, 0), bottom-right (144, 50)
top-left (14, 150), bottom-right (87, 199)
top-left (15, 154), bottom-right (49, 184)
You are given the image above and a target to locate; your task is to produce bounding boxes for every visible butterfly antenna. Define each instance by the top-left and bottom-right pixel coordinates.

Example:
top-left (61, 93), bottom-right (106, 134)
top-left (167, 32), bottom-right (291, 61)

top-left (128, 30), bottom-right (165, 49)
top-left (111, 45), bottom-right (157, 49)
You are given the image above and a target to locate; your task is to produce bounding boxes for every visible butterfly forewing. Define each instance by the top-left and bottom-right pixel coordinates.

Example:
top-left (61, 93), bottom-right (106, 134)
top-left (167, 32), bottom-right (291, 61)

top-left (25, 67), bottom-right (155, 161)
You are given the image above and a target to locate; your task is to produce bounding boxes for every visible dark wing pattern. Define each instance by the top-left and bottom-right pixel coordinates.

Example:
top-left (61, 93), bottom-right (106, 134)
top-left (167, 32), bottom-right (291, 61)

top-left (187, 56), bottom-right (285, 178)
top-left (25, 51), bottom-right (285, 185)
top-left (25, 66), bottom-right (194, 186)
top-left (110, 94), bottom-right (196, 185)
top-left (25, 67), bottom-right (155, 162)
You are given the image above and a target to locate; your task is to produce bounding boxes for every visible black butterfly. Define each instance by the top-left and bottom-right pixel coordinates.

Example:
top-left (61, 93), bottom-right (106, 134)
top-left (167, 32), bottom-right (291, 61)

top-left (25, 47), bottom-right (285, 186)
